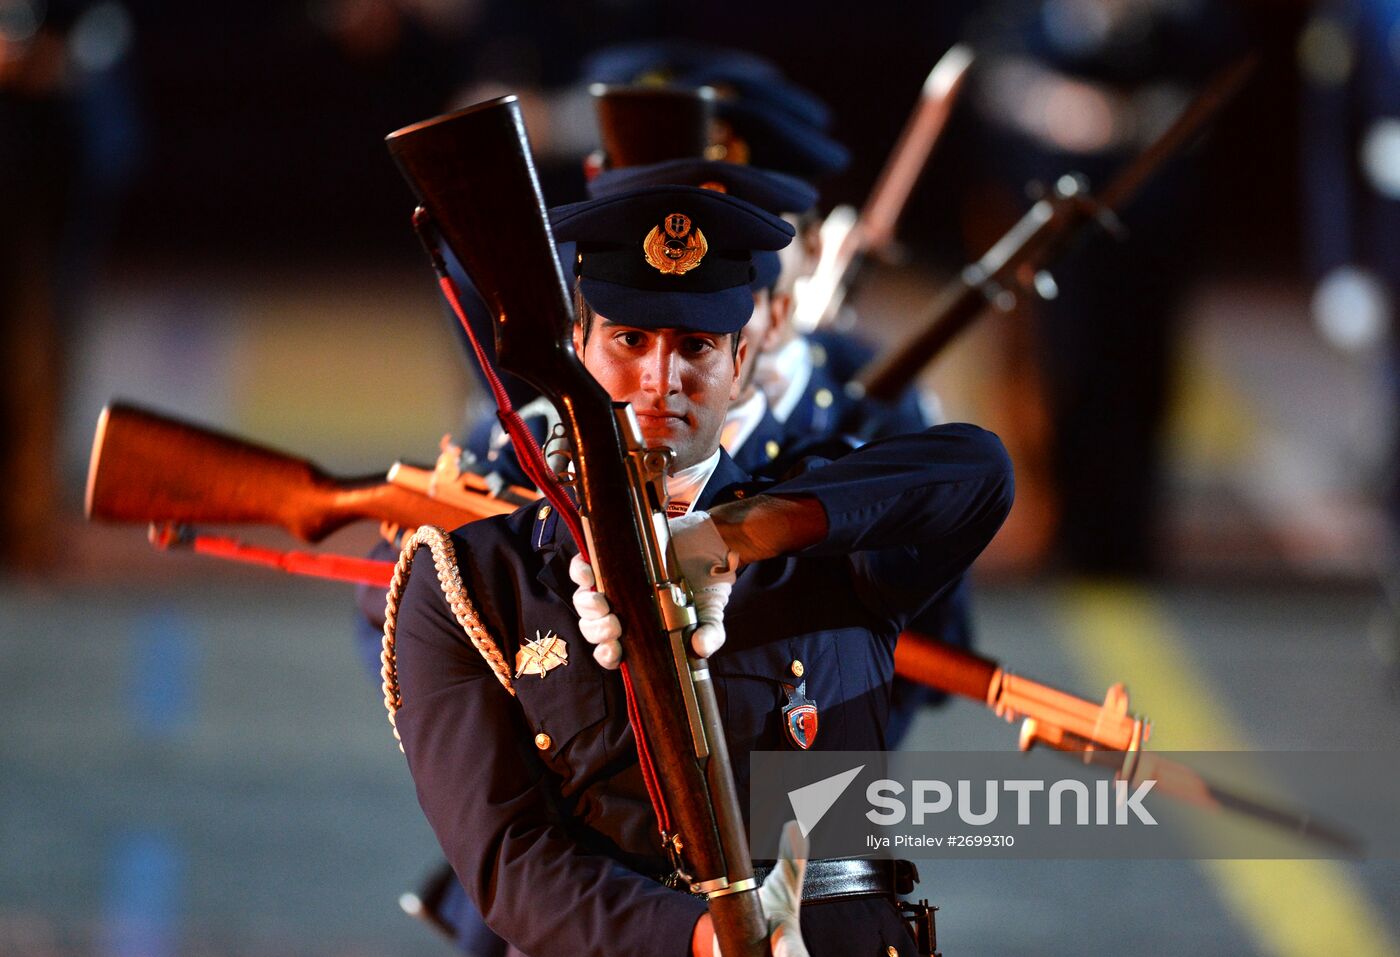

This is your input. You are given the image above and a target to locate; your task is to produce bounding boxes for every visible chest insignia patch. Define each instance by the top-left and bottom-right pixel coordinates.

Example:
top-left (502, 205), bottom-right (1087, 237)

top-left (515, 630), bottom-right (569, 679)
top-left (781, 679), bottom-right (819, 750)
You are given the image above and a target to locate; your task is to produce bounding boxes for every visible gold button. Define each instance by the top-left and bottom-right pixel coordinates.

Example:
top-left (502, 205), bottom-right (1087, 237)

top-left (814, 388), bottom-right (833, 409)
top-left (887, 947), bottom-right (898, 957)
top-left (534, 732), bottom-right (552, 750)
top-left (810, 343), bottom-right (827, 367)
top-left (538, 505), bottom-right (552, 521)
top-left (791, 660), bottom-right (804, 678)
top-left (765, 440), bottom-right (781, 460)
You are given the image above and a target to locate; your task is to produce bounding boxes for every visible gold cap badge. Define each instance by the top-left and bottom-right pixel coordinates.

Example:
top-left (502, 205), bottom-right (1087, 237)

top-left (643, 212), bottom-right (708, 275)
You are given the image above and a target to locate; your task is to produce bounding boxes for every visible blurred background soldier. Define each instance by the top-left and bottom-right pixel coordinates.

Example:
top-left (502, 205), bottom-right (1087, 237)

top-left (956, 0), bottom-right (1243, 577)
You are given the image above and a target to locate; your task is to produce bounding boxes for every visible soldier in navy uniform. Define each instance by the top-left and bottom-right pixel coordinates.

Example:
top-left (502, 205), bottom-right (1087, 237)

top-left (382, 161), bottom-right (813, 957)
top-left (369, 48), bottom-right (981, 948)
top-left (582, 148), bottom-right (976, 742)
top-left (385, 184), bottom-right (1013, 957)
top-left (957, 0), bottom-right (1242, 576)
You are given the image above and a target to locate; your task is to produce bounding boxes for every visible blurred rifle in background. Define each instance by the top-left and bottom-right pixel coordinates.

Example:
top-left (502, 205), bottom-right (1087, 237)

top-left (853, 54), bottom-right (1258, 406)
top-left (895, 632), bottom-right (1149, 754)
top-left (896, 632), bottom-right (1359, 854)
top-left (791, 44), bottom-right (974, 333)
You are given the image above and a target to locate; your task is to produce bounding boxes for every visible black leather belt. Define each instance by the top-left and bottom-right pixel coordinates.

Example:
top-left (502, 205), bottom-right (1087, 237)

top-left (748, 858), bottom-right (920, 903)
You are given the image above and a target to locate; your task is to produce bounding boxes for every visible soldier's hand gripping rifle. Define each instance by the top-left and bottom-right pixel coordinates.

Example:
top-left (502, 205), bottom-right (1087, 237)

top-left (854, 55), bottom-right (1258, 405)
top-left (386, 96), bottom-right (772, 957)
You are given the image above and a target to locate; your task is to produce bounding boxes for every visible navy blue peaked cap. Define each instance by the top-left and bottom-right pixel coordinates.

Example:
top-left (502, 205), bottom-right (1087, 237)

top-left (550, 185), bottom-right (793, 334)
top-left (585, 161), bottom-right (794, 291)
top-left (694, 69), bottom-right (832, 130)
top-left (583, 41), bottom-right (781, 82)
top-left (751, 250), bottom-right (781, 291)
top-left (587, 159), bottom-right (818, 216)
top-left (717, 98), bottom-right (850, 178)
top-left (582, 41), bottom-right (834, 130)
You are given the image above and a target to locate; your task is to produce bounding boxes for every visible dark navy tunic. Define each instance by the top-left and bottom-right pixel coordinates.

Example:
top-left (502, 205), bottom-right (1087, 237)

top-left (725, 401), bottom-right (793, 475)
top-left (770, 330), bottom-right (976, 740)
top-left (783, 331), bottom-right (928, 447)
top-left (389, 426), bottom-right (1013, 957)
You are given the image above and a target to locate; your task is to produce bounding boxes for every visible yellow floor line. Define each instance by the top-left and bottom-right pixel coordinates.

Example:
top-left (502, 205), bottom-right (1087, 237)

top-left (1168, 339), bottom-right (1259, 474)
top-left (1056, 581), bottom-right (1399, 957)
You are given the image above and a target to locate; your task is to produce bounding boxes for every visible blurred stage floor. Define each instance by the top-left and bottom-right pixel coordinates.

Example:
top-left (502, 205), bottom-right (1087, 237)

top-left (3, 576), bottom-right (1397, 956)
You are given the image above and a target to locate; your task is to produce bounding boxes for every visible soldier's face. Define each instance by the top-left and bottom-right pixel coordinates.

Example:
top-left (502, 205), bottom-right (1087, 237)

top-left (575, 316), bottom-right (746, 471)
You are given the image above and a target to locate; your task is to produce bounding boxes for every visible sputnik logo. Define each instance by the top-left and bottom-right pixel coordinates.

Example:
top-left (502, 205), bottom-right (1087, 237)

top-left (786, 765), bottom-right (865, 838)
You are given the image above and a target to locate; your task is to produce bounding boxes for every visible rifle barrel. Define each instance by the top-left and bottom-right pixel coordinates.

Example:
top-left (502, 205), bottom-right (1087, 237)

top-left (893, 630), bottom-right (1000, 702)
top-left (860, 44), bottom-right (973, 254)
top-left (1099, 55), bottom-right (1259, 214)
top-left (853, 54), bottom-right (1257, 402)
top-left (854, 276), bottom-right (986, 403)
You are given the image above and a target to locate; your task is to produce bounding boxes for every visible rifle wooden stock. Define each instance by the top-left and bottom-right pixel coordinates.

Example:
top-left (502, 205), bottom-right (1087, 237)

top-left (859, 45), bottom-right (973, 255)
top-left (85, 403), bottom-right (485, 542)
top-left (894, 631), bottom-right (1149, 754)
top-left (791, 45), bottom-right (973, 333)
top-left (387, 98), bottom-right (768, 957)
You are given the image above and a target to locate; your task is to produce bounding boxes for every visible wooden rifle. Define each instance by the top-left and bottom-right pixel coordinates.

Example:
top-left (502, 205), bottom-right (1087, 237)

top-left (386, 96), bottom-right (771, 956)
top-left (85, 402), bottom-right (532, 583)
top-left (896, 632), bottom-right (1359, 853)
top-left (895, 632), bottom-right (1149, 754)
top-left (854, 55), bottom-right (1258, 405)
top-left (791, 45), bottom-right (974, 333)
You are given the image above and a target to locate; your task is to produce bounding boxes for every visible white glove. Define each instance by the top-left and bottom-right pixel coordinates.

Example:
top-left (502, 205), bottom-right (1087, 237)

top-left (712, 820), bottom-right (810, 957)
top-left (668, 510), bottom-right (739, 658)
top-left (569, 553), bottom-right (622, 669)
top-left (568, 512), bottom-right (737, 669)
top-left (758, 821), bottom-right (810, 957)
